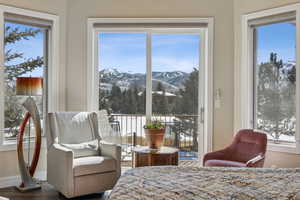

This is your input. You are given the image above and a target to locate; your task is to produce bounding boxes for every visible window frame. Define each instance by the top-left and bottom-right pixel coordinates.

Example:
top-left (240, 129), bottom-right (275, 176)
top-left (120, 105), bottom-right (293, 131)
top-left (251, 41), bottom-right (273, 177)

top-left (86, 18), bottom-right (214, 160)
top-left (239, 4), bottom-right (300, 154)
top-left (0, 5), bottom-right (62, 151)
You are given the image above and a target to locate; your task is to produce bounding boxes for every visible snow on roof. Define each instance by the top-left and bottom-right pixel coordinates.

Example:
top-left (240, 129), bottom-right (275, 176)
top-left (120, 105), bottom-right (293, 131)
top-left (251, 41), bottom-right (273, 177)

top-left (138, 91), bottom-right (176, 97)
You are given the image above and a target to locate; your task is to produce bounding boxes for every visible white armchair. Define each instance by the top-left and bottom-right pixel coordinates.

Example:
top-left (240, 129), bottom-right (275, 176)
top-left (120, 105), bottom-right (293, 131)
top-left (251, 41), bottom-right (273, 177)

top-left (46, 112), bottom-right (121, 198)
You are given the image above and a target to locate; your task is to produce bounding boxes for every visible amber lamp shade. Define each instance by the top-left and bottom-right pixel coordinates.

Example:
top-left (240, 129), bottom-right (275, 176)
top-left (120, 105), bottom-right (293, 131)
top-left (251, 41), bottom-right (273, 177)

top-left (16, 77), bottom-right (43, 96)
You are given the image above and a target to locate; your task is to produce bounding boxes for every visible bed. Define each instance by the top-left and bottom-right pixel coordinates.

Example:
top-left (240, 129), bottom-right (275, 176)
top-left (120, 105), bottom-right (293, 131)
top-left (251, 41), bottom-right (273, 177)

top-left (108, 166), bottom-right (300, 200)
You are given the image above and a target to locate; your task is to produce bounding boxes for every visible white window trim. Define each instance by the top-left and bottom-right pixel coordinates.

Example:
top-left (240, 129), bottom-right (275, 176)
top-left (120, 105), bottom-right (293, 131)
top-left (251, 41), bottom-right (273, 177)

top-left (238, 3), bottom-right (300, 154)
top-left (0, 5), bottom-right (63, 151)
top-left (86, 18), bottom-right (214, 158)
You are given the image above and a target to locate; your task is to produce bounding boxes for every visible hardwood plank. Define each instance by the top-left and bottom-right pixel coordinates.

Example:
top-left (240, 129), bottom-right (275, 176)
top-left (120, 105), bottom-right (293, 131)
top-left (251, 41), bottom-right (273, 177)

top-left (0, 162), bottom-right (197, 200)
top-left (0, 183), bottom-right (108, 200)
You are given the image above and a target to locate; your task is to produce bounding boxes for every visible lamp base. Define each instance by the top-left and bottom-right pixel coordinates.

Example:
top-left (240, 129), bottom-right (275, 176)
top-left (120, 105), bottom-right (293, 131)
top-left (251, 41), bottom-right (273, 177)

top-left (17, 97), bottom-right (42, 193)
top-left (16, 180), bottom-right (41, 192)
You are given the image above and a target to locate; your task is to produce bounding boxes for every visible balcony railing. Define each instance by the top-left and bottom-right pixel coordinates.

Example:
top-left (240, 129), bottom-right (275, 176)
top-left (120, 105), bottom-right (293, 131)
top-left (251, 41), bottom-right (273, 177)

top-left (109, 114), bottom-right (199, 161)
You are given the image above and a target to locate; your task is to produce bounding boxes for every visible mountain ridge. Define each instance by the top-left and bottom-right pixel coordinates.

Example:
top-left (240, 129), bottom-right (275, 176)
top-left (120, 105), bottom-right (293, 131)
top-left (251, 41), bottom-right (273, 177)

top-left (99, 67), bottom-right (189, 92)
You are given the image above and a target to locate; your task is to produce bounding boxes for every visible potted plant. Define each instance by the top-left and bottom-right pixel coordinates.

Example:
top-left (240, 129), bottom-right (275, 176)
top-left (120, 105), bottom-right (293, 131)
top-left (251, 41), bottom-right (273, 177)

top-left (144, 120), bottom-right (165, 149)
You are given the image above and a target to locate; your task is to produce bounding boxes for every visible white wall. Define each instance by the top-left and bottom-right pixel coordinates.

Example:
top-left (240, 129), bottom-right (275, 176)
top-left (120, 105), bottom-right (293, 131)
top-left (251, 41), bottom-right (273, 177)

top-left (66, 0), bottom-right (235, 151)
top-left (0, 0), bottom-right (68, 179)
top-left (0, 0), bottom-right (235, 183)
top-left (0, 0), bottom-right (235, 181)
top-left (7, 0), bottom-right (300, 182)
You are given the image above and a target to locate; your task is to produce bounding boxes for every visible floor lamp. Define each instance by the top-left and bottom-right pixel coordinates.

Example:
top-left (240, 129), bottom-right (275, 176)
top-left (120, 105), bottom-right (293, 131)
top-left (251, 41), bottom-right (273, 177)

top-left (16, 77), bottom-right (43, 191)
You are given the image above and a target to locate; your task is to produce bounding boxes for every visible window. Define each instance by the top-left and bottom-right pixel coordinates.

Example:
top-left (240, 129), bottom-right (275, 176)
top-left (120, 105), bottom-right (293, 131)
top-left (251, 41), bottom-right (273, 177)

top-left (4, 21), bottom-right (47, 142)
top-left (0, 6), bottom-right (61, 150)
top-left (240, 4), bottom-right (300, 153)
top-left (88, 18), bottom-right (214, 160)
top-left (253, 21), bottom-right (296, 144)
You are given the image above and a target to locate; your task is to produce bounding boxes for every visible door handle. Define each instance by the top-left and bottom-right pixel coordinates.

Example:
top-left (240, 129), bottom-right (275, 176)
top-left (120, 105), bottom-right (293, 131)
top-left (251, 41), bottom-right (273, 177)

top-left (200, 107), bottom-right (204, 123)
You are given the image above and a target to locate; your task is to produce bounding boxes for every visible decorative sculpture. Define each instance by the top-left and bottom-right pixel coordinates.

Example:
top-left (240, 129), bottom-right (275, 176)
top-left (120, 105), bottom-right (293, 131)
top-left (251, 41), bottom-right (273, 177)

top-left (16, 77), bottom-right (43, 191)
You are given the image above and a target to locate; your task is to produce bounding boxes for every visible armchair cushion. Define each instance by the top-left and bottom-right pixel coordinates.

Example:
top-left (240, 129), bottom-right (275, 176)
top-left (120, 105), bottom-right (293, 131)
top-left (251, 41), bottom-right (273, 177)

top-left (61, 139), bottom-right (100, 158)
top-left (203, 129), bottom-right (267, 168)
top-left (205, 159), bottom-right (246, 167)
top-left (73, 156), bottom-right (117, 177)
top-left (54, 112), bottom-right (98, 144)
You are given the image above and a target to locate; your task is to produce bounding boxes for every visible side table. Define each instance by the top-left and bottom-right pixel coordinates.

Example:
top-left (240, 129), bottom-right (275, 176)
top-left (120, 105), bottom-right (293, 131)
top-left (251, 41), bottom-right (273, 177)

top-left (133, 146), bottom-right (179, 167)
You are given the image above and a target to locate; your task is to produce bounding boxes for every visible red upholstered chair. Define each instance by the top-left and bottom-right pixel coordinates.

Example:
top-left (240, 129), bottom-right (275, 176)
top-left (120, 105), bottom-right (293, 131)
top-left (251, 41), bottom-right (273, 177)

top-left (203, 129), bottom-right (267, 168)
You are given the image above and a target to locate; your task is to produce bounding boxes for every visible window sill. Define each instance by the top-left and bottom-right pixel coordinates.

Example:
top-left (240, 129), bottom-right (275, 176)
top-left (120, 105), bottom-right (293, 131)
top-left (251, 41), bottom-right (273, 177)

top-left (0, 137), bottom-right (47, 152)
top-left (267, 142), bottom-right (300, 154)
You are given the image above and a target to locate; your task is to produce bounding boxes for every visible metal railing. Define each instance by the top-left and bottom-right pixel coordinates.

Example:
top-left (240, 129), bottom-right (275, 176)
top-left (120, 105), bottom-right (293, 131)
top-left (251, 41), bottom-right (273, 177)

top-left (109, 114), bottom-right (199, 161)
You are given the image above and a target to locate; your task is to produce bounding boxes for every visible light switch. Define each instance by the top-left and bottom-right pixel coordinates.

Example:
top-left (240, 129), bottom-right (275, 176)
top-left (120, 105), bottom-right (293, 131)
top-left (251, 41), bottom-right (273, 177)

top-left (215, 88), bottom-right (222, 109)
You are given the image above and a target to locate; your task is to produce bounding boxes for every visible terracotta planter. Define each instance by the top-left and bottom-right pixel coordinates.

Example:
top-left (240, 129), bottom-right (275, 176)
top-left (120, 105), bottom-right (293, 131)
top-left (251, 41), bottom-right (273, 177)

top-left (144, 128), bottom-right (165, 149)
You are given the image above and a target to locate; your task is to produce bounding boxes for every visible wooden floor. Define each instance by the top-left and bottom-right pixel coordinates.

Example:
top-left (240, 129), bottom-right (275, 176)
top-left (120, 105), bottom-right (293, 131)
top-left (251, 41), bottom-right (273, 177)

top-left (0, 183), bottom-right (109, 200)
top-left (0, 161), bottom-right (199, 200)
top-left (121, 160), bottom-right (199, 167)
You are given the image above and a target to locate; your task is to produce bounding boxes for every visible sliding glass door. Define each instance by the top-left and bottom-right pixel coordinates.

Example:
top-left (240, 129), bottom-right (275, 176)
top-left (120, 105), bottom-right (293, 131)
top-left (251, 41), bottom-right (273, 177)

top-left (97, 30), bottom-right (206, 163)
top-left (151, 33), bottom-right (201, 160)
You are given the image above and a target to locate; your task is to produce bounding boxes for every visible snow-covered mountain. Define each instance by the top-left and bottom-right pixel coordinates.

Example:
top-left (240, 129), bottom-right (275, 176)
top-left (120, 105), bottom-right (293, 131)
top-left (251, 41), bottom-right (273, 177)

top-left (99, 68), bottom-right (189, 92)
top-left (152, 71), bottom-right (189, 87)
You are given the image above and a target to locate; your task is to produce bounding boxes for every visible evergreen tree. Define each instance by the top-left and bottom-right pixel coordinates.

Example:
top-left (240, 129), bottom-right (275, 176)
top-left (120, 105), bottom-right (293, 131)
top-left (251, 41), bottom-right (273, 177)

top-left (137, 89), bottom-right (146, 114)
top-left (109, 84), bottom-right (122, 113)
top-left (257, 53), bottom-right (295, 141)
top-left (122, 89), bottom-right (135, 114)
top-left (129, 88), bottom-right (138, 114)
top-left (172, 68), bottom-right (199, 151)
top-left (179, 68), bottom-right (199, 114)
top-left (156, 81), bottom-right (163, 91)
top-left (153, 82), bottom-right (169, 114)
top-left (5, 26), bottom-right (43, 80)
top-left (99, 89), bottom-right (111, 113)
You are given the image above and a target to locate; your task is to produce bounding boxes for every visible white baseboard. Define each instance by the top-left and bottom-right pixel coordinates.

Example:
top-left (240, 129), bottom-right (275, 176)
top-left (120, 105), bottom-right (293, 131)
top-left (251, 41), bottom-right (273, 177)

top-left (0, 171), bottom-right (46, 188)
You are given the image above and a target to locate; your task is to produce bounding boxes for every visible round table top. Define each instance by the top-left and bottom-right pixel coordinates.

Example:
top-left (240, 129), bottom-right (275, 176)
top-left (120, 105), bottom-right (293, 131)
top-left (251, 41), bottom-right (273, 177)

top-left (133, 146), bottom-right (179, 154)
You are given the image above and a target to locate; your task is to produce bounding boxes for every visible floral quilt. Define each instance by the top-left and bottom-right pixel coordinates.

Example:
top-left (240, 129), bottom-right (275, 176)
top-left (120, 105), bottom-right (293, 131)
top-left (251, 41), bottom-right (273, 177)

top-left (108, 166), bottom-right (300, 200)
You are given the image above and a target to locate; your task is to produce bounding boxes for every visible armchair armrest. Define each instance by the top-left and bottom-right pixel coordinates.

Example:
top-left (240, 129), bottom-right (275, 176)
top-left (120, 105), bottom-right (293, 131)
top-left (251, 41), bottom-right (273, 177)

top-left (52, 143), bottom-right (74, 154)
top-left (99, 141), bottom-right (122, 178)
top-left (47, 143), bottom-right (74, 198)
top-left (246, 153), bottom-right (265, 167)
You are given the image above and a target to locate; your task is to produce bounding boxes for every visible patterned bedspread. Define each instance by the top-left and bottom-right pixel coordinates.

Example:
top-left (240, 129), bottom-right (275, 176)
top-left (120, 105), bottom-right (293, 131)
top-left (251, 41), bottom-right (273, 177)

top-left (108, 166), bottom-right (300, 200)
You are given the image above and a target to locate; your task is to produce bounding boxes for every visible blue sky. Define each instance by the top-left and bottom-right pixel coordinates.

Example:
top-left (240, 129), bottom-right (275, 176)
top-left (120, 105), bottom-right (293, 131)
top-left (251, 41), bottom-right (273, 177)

top-left (99, 23), bottom-right (295, 73)
top-left (256, 22), bottom-right (295, 63)
top-left (5, 22), bottom-right (44, 77)
top-left (5, 22), bottom-right (295, 76)
top-left (99, 33), bottom-right (200, 73)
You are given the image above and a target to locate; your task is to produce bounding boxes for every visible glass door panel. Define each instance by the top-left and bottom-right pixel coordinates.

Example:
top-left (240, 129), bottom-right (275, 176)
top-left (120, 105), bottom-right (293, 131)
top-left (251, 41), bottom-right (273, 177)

top-left (98, 33), bottom-right (147, 159)
top-left (151, 33), bottom-right (202, 161)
